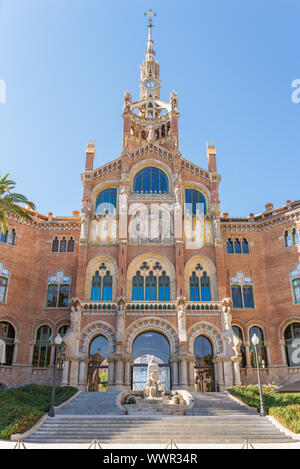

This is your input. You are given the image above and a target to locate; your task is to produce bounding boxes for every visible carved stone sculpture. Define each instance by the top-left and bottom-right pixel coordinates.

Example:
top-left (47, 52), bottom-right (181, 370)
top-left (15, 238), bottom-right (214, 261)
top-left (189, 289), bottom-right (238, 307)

top-left (143, 356), bottom-right (165, 399)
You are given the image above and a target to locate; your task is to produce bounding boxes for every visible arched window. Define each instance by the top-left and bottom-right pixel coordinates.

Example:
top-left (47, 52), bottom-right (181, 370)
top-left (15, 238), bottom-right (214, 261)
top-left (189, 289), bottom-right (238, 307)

top-left (132, 332), bottom-right (171, 390)
top-left (46, 272), bottom-right (71, 308)
top-left (102, 272), bottom-right (112, 301)
top-left (227, 238), bottom-right (234, 254)
top-left (91, 269), bottom-right (112, 301)
top-left (242, 238), bottom-right (249, 254)
top-left (243, 285), bottom-right (255, 308)
top-left (194, 336), bottom-right (213, 365)
top-left (201, 272), bottom-right (211, 301)
top-left (145, 272), bottom-right (157, 301)
top-left (231, 284), bottom-right (255, 309)
top-left (234, 239), bottom-right (241, 254)
top-left (133, 167), bottom-right (169, 194)
top-left (96, 188), bottom-right (117, 214)
top-left (33, 326), bottom-right (52, 368)
top-left (249, 326), bottom-right (268, 368)
top-left (67, 237), bottom-right (75, 252)
top-left (0, 229), bottom-right (7, 243)
top-left (285, 231), bottom-right (292, 247)
top-left (293, 278), bottom-right (300, 304)
top-left (231, 285), bottom-right (243, 309)
top-left (190, 272), bottom-right (200, 301)
top-left (132, 271), bottom-right (144, 301)
top-left (91, 271), bottom-right (101, 301)
top-left (284, 323), bottom-right (300, 367)
top-left (52, 237), bottom-right (59, 252)
top-left (292, 228), bottom-right (300, 246)
top-left (185, 189), bottom-right (206, 215)
top-left (0, 322), bottom-right (15, 366)
top-left (58, 325), bottom-right (69, 338)
top-left (158, 272), bottom-right (170, 301)
top-left (60, 237), bottom-right (67, 253)
top-left (0, 277), bottom-right (8, 303)
top-left (7, 229), bottom-right (16, 246)
top-left (232, 326), bottom-right (247, 368)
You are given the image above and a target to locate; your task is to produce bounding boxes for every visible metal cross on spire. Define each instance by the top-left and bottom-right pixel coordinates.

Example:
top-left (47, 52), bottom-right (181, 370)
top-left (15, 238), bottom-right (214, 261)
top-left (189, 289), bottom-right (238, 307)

top-left (144, 8), bottom-right (156, 28)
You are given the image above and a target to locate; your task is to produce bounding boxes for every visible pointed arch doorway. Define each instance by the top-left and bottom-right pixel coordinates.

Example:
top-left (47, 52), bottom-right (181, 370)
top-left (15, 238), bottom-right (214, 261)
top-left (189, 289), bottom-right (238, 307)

top-left (87, 335), bottom-right (109, 392)
top-left (194, 335), bottom-right (216, 392)
top-left (131, 331), bottom-right (171, 391)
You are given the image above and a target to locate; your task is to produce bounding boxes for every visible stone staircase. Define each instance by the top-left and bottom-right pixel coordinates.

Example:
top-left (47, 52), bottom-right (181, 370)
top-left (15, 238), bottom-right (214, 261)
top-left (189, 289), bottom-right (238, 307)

top-left (25, 391), bottom-right (294, 445)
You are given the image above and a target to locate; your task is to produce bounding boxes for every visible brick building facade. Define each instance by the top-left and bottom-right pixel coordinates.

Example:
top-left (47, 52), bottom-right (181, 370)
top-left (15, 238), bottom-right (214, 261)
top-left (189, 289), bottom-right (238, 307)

top-left (0, 20), bottom-right (299, 392)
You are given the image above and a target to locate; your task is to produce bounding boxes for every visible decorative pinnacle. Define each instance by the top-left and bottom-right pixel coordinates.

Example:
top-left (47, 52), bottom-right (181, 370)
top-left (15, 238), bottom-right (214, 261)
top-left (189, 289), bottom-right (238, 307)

top-left (144, 8), bottom-right (156, 29)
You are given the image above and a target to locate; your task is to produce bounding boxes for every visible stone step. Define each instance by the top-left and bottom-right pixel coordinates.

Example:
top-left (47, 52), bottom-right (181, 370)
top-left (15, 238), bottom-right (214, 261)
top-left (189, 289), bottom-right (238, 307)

top-left (24, 436), bottom-right (293, 446)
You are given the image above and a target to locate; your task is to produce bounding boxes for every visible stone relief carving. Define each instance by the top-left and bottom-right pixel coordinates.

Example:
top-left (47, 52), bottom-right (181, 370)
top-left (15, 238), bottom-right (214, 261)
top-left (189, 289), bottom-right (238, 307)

top-left (64, 303), bottom-right (82, 361)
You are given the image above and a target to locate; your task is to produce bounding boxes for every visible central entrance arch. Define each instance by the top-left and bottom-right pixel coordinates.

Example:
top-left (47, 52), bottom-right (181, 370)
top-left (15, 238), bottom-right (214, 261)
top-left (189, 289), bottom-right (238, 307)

top-left (87, 335), bottom-right (109, 392)
top-left (132, 331), bottom-right (171, 390)
top-left (194, 335), bottom-right (215, 392)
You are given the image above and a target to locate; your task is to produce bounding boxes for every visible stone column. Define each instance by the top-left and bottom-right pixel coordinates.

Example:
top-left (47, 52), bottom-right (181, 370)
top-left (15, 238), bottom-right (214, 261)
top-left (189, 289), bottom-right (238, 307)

top-left (280, 340), bottom-right (288, 366)
top-left (179, 359), bottom-right (188, 387)
top-left (223, 359), bottom-right (233, 388)
top-left (216, 358), bottom-right (225, 391)
top-left (69, 360), bottom-right (80, 387)
top-left (188, 359), bottom-right (195, 388)
top-left (245, 342), bottom-right (251, 368)
top-left (115, 358), bottom-right (124, 387)
top-left (265, 343), bottom-right (271, 367)
top-left (61, 360), bottom-right (70, 386)
top-left (233, 358), bottom-right (242, 386)
top-left (12, 341), bottom-right (19, 365)
top-left (124, 359), bottom-right (132, 388)
top-left (171, 358), bottom-right (178, 388)
top-left (78, 360), bottom-right (87, 389)
top-left (107, 358), bottom-right (115, 388)
top-left (50, 344), bottom-right (55, 366)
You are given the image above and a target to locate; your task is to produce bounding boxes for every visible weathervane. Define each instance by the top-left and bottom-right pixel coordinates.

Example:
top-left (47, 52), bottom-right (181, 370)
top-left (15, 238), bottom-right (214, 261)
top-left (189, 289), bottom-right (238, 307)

top-left (144, 8), bottom-right (156, 28)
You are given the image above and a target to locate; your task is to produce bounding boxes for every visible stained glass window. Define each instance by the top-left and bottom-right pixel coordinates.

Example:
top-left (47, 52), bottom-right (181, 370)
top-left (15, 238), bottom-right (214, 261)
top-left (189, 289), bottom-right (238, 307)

top-left (46, 285), bottom-right (58, 307)
top-left (242, 238), bottom-right (249, 254)
top-left (67, 237), bottom-right (75, 252)
top-left (146, 272), bottom-right (157, 300)
top-left (234, 239), bottom-right (241, 254)
top-left (185, 189), bottom-right (206, 215)
top-left (0, 277), bottom-right (8, 303)
top-left (60, 237), bottom-right (67, 252)
top-left (292, 228), bottom-right (300, 246)
top-left (293, 279), bottom-right (300, 304)
top-left (201, 272), bottom-right (211, 301)
top-left (227, 239), bottom-right (234, 254)
top-left (52, 237), bottom-right (59, 252)
top-left (96, 188), bottom-right (117, 214)
top-left (158, 272), bottom-right (170, 301)
top-left (0, 322), bottom-right (15, 366)
top-left (243, 285), bottom-right (255, 308)
top-left (102, 272), bottom-right (112, 301)
top-left (249, 326), bottom-right (268, 368)
top-left (132, 272), bottom-right (144, 301)
top-left (133, 167), bottom-right (169, 193)
top-left (7, 229), bottom-right (16, 246)
top-left (285, 323), bottom-right (300, 367)
top-left (231, 285), bottom-right (243, 308)
top-left (91, 271), bottom-right (101, 301)
top-left (190, 272), bottom-right (200, 301)
top-left (33, 326), bottom-right (52, 368)
top-left (0, 229), bottom-right (7, 243)
top-left (285, 231), bottom-right (292, 247)
top-left (58, 285), bottom-right (70, 308)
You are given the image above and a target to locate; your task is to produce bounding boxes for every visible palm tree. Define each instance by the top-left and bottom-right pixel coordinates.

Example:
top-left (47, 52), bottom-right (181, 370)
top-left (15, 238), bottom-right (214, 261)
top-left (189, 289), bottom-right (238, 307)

top-left (0, 173), bottom-right (36, 232)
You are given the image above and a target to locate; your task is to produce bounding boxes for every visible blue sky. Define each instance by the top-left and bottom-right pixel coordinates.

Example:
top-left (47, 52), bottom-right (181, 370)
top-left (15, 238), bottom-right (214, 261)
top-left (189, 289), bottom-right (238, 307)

top-left (0, 0), bottom-right (299, 217)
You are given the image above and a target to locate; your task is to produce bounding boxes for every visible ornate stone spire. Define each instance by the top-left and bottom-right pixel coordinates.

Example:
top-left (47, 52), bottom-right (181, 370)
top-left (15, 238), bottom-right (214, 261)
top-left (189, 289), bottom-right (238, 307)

top-left (140, 9), bottom-right (160, 100)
